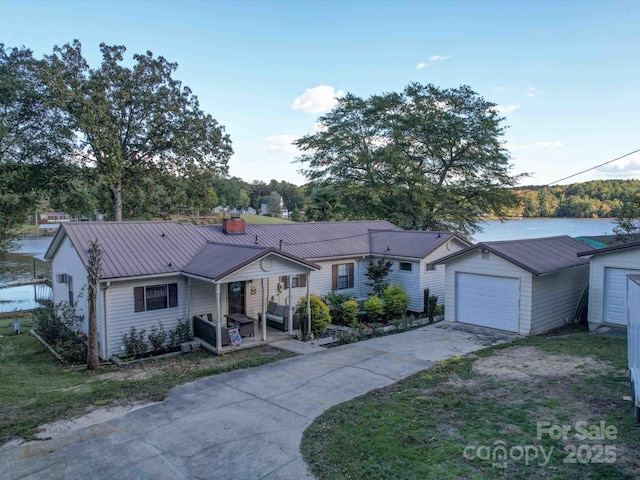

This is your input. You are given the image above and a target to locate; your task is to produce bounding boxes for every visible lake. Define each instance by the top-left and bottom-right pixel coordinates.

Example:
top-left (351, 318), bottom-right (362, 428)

top-left (473, 218), bottom-right (616, 242)
top-left (0, 236), bottom-right (53, 313)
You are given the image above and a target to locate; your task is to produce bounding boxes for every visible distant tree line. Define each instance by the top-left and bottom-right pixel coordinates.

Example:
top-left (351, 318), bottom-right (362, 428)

top-left (510, 180), bottom-right (640, 218)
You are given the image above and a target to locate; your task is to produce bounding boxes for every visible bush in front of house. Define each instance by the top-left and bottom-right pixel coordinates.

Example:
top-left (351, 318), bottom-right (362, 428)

top-left (121, 326), bottom-right (148, 357)
top-left (383, 284), bottom-right (410, 319)
top-left (297, 294), bottom-right (332, 337)
top-left (342, 299), bottom-right (360, 327)
top-left (323, 291), bottom-right (352, 325)
top-left (32, 301), bottom-right (87, 364)
top-left (364, 295), bottom-right (384, 323)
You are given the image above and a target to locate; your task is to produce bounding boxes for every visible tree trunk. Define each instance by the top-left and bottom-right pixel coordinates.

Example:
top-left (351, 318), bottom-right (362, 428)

top-left (111, 181), bottom-right (122, 221)
top-left (87, 284), bottom-right (99, 370)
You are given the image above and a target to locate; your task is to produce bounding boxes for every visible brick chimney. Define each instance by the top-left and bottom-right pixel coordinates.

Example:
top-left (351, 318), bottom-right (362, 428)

top-left (222, 216), bottom-right (246, 234)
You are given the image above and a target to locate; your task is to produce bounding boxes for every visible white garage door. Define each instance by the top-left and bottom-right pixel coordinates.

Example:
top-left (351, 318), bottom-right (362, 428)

top-left (604, 267), bottom-right (640, 325)
top-left (455, 272), bottom-right (520, 332)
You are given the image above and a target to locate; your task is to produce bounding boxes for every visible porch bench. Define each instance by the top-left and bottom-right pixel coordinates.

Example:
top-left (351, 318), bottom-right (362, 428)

top-left (258, 301), bottom-right (300, 331)
top-left (193, 314), bottom-right (231, 347)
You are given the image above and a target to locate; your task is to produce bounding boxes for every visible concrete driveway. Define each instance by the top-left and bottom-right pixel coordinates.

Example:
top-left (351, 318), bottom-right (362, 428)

top-left (0, 322), bottom-right (517, 480)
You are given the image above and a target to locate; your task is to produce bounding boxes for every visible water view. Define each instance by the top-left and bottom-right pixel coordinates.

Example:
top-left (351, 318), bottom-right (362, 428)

top-left (474, 218), bottom-right (616, 242)
top-left (0, 236), bottom-right (52, 313)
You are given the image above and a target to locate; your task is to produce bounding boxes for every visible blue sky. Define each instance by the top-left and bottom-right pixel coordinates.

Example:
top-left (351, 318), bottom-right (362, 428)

top-left (2, 0), bottom-right (639, 186)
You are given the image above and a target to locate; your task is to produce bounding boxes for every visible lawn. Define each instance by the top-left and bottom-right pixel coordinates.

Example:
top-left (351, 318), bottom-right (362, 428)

top-left (301, 328), bottom-right (640, 479)
top-left (0, 315), bottom-right (294, 444)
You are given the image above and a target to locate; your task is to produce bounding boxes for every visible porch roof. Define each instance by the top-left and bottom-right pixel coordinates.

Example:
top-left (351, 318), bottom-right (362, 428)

top-left (182, 242), bottom-right (320, 282)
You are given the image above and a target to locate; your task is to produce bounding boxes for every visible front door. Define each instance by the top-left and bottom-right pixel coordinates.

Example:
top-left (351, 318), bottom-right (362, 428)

top-left (228, 281), bottom-right (245, 315)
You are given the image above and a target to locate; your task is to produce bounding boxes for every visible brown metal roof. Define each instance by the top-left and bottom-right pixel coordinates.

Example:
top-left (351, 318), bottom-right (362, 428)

top-left (182, 242), bottom-right (320, 281)
top-left (577, 238), bottom-right (640, 257)
top-left (46, 222), bottom-right (210, 279)
top-left (369, 230), bottom-right (471, 259)
top-left (435, 236), bottom-right (592, 276)
top-left (198, 220), bottom-right (401, 259)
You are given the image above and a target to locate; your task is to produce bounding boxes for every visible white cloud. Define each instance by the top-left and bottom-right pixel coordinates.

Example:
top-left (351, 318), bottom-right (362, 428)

top-left (291, 85), bottom-right (344, 114)
top-left (525, 86), bottom-right (537, 97)
top-left (416, 62), bottom-right (428, 70)
top-left (595, 154), bottom-right (640, 179)
top-left (536, 141), bottom-right (563, 148)
top-left (429, 55), bottom-right (450, 62)
top-left (493, 103), bottom-right (522, 114)
top-left (265, 134), bottom-right (300, 155)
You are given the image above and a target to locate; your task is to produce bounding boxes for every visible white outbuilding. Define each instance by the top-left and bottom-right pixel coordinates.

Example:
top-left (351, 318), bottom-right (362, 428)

top-left (434, 236), bottom-right (592, 335)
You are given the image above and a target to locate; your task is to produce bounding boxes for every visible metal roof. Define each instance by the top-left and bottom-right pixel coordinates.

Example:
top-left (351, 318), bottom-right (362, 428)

top-left (577, 238), bottom-right (640, 257)
top-left (182, 243), bottom-right (320, 281)
top-left (436, 236), bottom-right (592, 276)
top-left (198, 220), bottom-right (401, 259)
top-left (368, 230), bottom-right (471, 259)
top-left (46, 222), bottom-right (210, 280)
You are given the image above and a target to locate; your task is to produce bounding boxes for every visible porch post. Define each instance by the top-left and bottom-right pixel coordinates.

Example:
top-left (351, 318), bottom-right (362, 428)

top-left (187, 277), bottom-right (192, 323)
top-left (287, 275), bottom-right (293, 334)
top-left (306, 272), bottom-right (311, 334)
top-left (261, 278), bottom-right (267, 341)
top-left (215, 282), bottom-right (222, 352)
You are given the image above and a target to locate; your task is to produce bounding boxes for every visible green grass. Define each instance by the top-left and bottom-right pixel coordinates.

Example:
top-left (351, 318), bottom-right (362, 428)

top-left (0, 316), bottom-right (294, 444)
top-left (240, 214), bottom-right (294, 224)
top-left (301, 329), bottom-right (640, 479)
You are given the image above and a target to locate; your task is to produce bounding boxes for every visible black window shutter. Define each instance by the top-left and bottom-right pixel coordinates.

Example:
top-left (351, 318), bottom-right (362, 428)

top-left (348, 263), bottom-right (355, 288)
top-left (332, 265), bottom-right (338, 290)
top-left (134, 287), bottom-right (145, 312)
top-left (168, 283), bottom-right (178, 308)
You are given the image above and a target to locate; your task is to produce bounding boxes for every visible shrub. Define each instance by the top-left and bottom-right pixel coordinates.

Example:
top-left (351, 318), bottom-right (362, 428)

top-left (32, 301), bottom-right (87, 364)
top-left (364, 295), bottom-right (384, 323)
top-left (148, 321), bottom-right (167, 352)
top-left (121, 326), bottom-right (147, 357)
top-left (426, 294), bottom-right (438, 323)
top-left (383, 284), bottom-right (410, 319)
top-left (170, 318), bottom-right (192, 345)
top-left (342, 299), bottom-right (360, 327)
top-left (324, 291), bottom-right (352, 325)
top-left (297, 294), bottom-right (331, 337)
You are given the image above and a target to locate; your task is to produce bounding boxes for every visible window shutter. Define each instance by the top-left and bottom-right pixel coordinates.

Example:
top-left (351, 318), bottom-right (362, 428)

top-left (300, 273), bottom-right (307, 288)
top-left (348, 263), bottom-right (354, 288)
top-left (168, 283), bottom-right (178, 308)
top-left (281, 276), bottom-right (289, 289)
top-left (332, 265), bottom-right (338, 290)
top-left (134, 287), bottom-right (145, 312)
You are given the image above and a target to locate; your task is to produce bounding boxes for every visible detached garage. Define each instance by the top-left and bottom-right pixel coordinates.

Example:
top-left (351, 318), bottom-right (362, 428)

top-left (578, 240), bottom-right (640, 330)
top-left (435, 236), bottom-right (592, 335)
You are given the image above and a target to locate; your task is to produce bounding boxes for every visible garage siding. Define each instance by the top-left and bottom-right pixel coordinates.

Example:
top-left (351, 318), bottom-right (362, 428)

top-left (530, 265), bottom-right (589, 334)
top-left (587, 249), bottom-right (640, 328)
top-left (444, 250), bottom-right (532, 335)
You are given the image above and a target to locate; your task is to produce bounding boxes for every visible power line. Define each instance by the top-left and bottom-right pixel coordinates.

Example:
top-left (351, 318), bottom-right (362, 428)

top-left (546, 148), bottom-right (640, 186)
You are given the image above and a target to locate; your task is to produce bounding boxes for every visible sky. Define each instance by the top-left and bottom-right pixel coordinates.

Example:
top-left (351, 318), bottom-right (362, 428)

top-left (2, 0), bottom-right (639, 187)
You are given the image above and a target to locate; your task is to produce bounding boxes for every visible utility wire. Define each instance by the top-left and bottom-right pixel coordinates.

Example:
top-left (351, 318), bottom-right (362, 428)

top-left (546, 148), bottom-right (640, 186)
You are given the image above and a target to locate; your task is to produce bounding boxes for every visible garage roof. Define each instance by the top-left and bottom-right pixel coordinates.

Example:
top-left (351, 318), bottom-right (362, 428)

top-left (577, 239), bottom-right (640, 257)
top-left (435, 236), bottom-right (592, 276)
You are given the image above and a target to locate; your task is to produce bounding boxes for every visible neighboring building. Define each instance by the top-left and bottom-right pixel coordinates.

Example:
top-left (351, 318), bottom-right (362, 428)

top-left (435, 236), bottom-right (592, 335)
top-left (578, 240), bottom-right (640, 330)
top-left (44, 219), bottom-right (470, 358)
top-left (39, 211), bottom-right (70, 223)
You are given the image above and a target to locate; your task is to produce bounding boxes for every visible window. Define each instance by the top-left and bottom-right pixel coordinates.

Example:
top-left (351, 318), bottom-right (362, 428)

top-left (67, 276), bottom-right (74, 305)
top-left (399, 262), bottom-right (412, 271)
top-left (279, 274), bottom-right (307, 289)
top-left (332, 263), bottom-right (354, 290)
top-left (134, 283), bottom-right (178, 312)
top-left (426, 263), bottom-right (436, 271)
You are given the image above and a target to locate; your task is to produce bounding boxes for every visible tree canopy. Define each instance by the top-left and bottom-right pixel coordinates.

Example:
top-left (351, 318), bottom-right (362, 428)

top-left (43, 40), bottom-right (233, 221)
top-left (295, 82), bottom-right (523, 236)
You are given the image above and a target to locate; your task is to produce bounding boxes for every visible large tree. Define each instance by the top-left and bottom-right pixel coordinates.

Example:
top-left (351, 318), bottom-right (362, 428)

top-left (43, 41), bottom-right (232, 221)
top-left (295, 83), bottom-right (523, 236)
top-left (0, 44), bottom-right (72, 261)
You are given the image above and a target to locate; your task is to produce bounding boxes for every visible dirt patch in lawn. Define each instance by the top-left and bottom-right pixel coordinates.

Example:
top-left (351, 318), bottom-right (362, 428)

top-left (472, 345), bottom-right (618, 381)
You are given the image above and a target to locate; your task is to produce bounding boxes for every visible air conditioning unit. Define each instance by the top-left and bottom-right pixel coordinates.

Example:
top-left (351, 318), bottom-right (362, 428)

top-left (56, 273), bottom-right (68, 284)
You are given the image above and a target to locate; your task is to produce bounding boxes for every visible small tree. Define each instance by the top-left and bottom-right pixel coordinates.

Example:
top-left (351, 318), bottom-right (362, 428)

top-left (342, 299), bottom-right (360, 327)
top-left (383, 284), bottom-right (410, 319)
top-left (613, 192), bottom-right (640, 243)
top-left (365, 257), bottom-right (393, 296)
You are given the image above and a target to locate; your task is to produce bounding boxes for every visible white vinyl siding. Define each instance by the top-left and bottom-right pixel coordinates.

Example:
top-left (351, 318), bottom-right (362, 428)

top-left (587, 248), bottom-right (640, 328)
top-left (420, 239), bottom-right (469, 311)
top-left (105, 275), bottom-right (188, 358)
top-left (530, 265), bottom-right (589, 334)
top-left (387, 259), bottom-right (421, 312)
top-left (604, 268), bottom-right (640, 325)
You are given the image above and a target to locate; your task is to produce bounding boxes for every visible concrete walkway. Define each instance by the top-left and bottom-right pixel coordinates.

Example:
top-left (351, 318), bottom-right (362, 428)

top-left (0, 322), bottom-right (517, 480)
